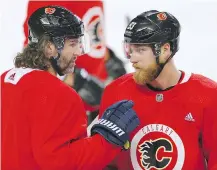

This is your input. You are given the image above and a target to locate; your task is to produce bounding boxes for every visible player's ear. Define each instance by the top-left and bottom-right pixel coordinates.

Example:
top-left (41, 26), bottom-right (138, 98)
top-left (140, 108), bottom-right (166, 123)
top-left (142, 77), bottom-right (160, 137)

top-left (160, 43), bottom-right (171, 60)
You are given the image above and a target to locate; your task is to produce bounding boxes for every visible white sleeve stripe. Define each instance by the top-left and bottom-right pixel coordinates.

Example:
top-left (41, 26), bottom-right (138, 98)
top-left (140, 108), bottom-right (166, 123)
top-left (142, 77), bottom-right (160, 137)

top-left (87, 115), bottom-right (99, 137)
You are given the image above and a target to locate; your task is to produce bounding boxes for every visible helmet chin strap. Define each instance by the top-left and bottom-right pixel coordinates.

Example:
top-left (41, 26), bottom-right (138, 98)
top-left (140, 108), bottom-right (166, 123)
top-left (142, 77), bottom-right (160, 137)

top-left (49, 53), bottom-right (64, 76)
top-left (49, 38), bottom-right (65, 76)
top-left (152, 43), bottom-right (174, 79)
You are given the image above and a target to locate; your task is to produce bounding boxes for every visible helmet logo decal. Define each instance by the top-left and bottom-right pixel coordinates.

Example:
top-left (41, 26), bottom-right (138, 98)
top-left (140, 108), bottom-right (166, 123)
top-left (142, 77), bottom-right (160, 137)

top-left (157, 13), bottom-right (167, 20)
top-left (127, 22), bottom-right (137, 30)
top-left (45, 8), bottom-right (56, 15)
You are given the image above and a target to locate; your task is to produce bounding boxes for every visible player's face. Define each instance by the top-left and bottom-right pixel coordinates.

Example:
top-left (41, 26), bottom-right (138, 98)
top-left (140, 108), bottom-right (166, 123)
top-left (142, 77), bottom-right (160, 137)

top-left (58, 38), bottom-right (82, 74)
top-left (129, 44), bottom-right (161, 85)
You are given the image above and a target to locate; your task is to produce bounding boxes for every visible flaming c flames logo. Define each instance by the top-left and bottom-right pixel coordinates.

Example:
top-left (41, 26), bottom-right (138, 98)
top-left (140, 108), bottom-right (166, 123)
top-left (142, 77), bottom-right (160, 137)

top-left (45, 8), bottom-right (56, 15)
top-left (139, 138), bottom-right (173, 170)
top-left (157, 13), bottom-right (167, 20)
top-left (130, 124), bottom-right (185, 170)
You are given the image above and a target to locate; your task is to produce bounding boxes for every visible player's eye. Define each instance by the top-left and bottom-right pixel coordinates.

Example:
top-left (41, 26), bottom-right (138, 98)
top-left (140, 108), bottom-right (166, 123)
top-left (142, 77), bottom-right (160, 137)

top-left (136, 48), bottom-right (147, 53)
top-left (70, 42), bottom-right (78, 47)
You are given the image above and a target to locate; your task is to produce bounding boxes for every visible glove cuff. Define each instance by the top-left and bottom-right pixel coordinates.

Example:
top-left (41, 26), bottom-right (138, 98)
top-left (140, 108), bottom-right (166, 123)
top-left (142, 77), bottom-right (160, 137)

top-left (91, 120), bottom-right (129, 149)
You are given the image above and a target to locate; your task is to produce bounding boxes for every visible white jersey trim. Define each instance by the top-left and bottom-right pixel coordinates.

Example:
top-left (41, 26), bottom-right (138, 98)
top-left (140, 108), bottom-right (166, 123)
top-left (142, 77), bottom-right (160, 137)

top-left (4, 68), bottom-right (39, 85)
top-left (180, 72), bottom-right (192, 84)
top-left (87, 115), bottom-right (99, 137)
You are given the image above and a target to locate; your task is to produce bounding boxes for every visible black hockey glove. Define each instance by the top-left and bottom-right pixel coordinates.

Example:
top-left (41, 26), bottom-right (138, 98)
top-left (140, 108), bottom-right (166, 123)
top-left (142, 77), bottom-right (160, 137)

top-left (91, 100), bottom-right (140, 150)
top-left (74, 68), bottom-right (104, 106)
top-left (105, 47), bottom-right (126, 79)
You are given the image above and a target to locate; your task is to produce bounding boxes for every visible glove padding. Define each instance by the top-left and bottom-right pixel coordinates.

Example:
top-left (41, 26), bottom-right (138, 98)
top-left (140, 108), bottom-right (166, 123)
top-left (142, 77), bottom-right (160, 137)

top-left (105, 47), bottom-right (126, 79)
top-left (74, 68), bottom-right (104, 106)
top-left (91, 100), bottom-right (140, 149)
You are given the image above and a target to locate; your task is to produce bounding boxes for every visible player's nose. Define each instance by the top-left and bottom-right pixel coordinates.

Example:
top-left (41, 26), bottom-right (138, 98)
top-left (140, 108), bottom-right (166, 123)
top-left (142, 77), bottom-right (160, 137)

top-left (129, 54), bottom-right (139, 64)
top-left (73, 46), bottom-right (82, 57)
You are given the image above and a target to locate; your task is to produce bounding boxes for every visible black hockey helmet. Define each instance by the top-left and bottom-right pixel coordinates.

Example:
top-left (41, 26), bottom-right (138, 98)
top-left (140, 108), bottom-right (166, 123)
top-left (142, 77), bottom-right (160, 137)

top-left (28, 5), bottom-right (84, 43)
top-left (28, 5), bottom-right (90, 75)
top-left (124, 10), bottom-right (181, 64)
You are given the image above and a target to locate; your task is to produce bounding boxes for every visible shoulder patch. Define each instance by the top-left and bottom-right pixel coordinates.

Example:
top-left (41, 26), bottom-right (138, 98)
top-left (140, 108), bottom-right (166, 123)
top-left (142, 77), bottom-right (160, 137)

top-left (4, 68), bottom-right (39, 85)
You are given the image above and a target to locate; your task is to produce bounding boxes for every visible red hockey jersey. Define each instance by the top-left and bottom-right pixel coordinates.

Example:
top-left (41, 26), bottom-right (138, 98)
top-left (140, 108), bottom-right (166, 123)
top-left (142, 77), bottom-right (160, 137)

top-left (99, 72), bottom-right (217, 170)
top-left (1, 68), bottom-right (121, 170)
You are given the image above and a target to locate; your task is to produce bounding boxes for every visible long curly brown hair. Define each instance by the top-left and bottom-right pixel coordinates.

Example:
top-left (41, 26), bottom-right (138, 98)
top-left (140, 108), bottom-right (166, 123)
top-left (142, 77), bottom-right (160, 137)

top-left (14, 35), bottom-right (52, 70)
